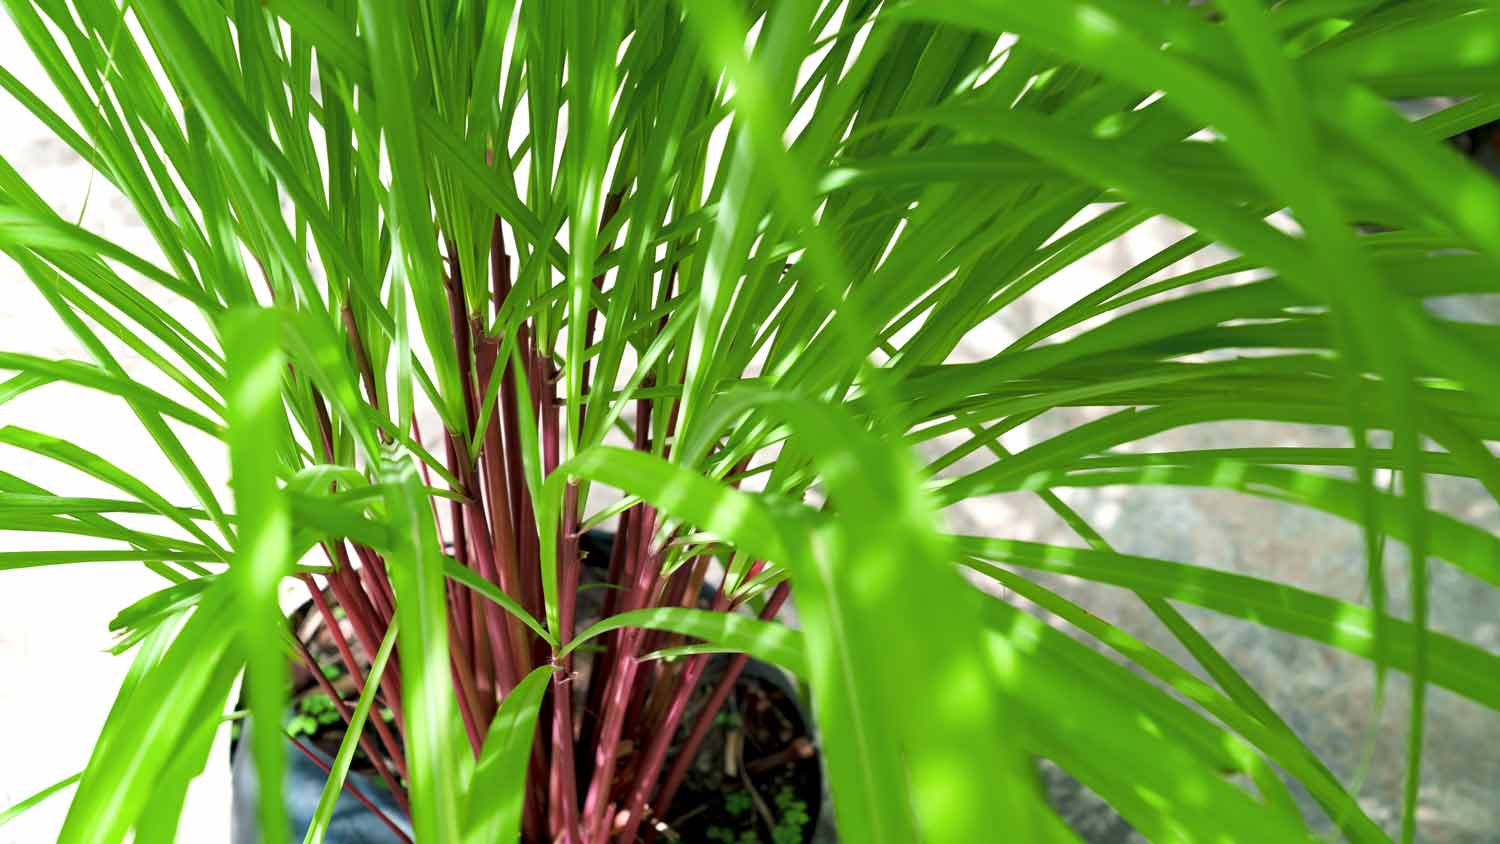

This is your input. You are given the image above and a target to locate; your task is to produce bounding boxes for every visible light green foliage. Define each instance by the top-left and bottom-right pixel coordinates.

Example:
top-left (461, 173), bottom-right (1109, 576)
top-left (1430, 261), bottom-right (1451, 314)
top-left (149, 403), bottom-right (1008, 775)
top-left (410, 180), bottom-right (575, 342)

top-left (286, 714), bottom-right (319, 739)
top-left (704, 786), bottom-right (809, 844)
top-left (225, 306), bottom-right (293, 844)
top-left (724, 791), bottom-right (752, 816)
top-left (462, 665), bottom-right (550, 844)
top-left (299, 692), bottom-right (343, 728)
top-left (772, 786), bottom-right (809, 844)
top-left (3, 2), bottom-right (1500, 843)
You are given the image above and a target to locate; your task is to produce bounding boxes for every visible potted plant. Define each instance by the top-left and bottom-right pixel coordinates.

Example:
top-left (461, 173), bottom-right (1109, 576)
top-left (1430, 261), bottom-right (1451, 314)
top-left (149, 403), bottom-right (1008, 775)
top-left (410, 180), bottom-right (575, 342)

top-left (4, 1), bottom-right (1500, 843)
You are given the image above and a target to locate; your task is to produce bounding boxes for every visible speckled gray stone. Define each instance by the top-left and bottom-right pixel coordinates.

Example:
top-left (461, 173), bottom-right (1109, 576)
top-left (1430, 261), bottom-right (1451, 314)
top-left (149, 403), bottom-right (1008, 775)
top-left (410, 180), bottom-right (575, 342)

top-left (936, 223), bottom-right (1500, 843)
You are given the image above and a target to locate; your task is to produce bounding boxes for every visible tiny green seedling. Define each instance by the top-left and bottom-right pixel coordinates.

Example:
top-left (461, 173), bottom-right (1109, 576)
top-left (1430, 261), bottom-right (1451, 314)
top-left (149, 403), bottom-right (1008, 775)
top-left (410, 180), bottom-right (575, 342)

top-left (724, 790), bottom-right (751, 816)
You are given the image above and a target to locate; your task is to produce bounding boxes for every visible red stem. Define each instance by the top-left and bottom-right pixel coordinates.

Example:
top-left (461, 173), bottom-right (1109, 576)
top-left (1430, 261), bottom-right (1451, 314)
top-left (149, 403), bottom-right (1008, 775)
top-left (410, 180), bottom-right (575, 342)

top-left (448, 633), bottom-right (487, 756)
top-left (575, 504), bottom-right (635, 779)
top-left (445, 245), bottom-right (480, 435)
top-left (495, 215), bottom-right (555, 844)
top-left (355, 550), bottom-right (396, 628)
top-left (308, 390), bottom-right (398, 718)
top-left (450, 578), bottom-right (476, 677)
top-left (474, 330), bottom-right (524, 692)
top-left (341, 302), bottom-right (383, 418)
top-left (447, 253), bottom-right (530, 698)
top-left (548, 483), bottom-right (584, 844)
top-left (492, 216), bottom-right (551, 844)
top-left (579, 530), bottom-right (661, 839)
top-left (461, 440), bottom-right (535, 695)
top-left (409, 415), bottom-right (448, 545)
top-left (311, 388), bottom-right (337, 465)
top-left (350, 544), bottom-right (398, 632)
top-left (445, 457), bottom-right (476, 655)
top-left (467, 586), bottom-right (497, 722)
top-left (318, 543), bottom-right (404, 744)
top-left (326, 563), bottom-right (390, 678)
top-left (511, 336), bottom-right (545, 642)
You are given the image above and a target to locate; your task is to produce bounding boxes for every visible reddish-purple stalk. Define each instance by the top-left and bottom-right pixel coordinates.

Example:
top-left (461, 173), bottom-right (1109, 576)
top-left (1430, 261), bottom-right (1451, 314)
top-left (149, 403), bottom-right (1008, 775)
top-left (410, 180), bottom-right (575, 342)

top-left (340, 301), bottom-right (383, 419)
top-left (487, 223), bottom-right (553, 841)
top-left (579, 507), bottom-right (668, 841)
top-left (626, 557), bottom-right (715, 742)
top-left (305, 395), bottom-right (407, 733)
top-left (278, 330), bottom-right (417, 806)
top-left (572, 500), bottom-right (634, 796)
top-left (322, 555), bottom-right (398, 701)
top-left (474, 329), bottom-right (524, 695)
top-left (352, 542), bottom-right (397, 614)
top-left (624, 580), bottom-right (792, 844)
top-left (288, 215), bottom-right (805, 844)
top-left (450, 255), bottom-right (537, 699)
top-left (352, 545), bottom-right (397, 627)
top-left (444, 437), bottom-right (477, 649)
top-left (449, 648), bottom-right (487, 755)
top-left (549, 483), bottom-right (584, 844)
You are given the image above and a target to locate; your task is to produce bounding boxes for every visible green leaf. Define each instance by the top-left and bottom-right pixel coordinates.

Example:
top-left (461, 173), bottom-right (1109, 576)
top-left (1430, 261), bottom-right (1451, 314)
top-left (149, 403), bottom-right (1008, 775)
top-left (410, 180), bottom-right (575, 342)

top-left (58, 584), bottom-right (240, 844)
top-left (462, 664), bottom-right (551, 844)
top-left (0, 771), bottom-right (82, 828)
top-left (0, 352), bottom-right (224, 435)
top-left (379, 447), bottom-right (462, 844)
top-left (288, 489), bottom-right (395, 555)
top-left (546, 393), bottom-right (1074, 844)
top-left (961, 538), bottom-right (1500, 709)
top-left (304, 620), bottom-right (400, 844)
top-left (980, 598), bottom-right (1315, 842)
top-left (355, 0), bottom-right (459, 428)
top-left (0, 426), bottom-right (229, 560)
top-left (562, 607), bottom-right (808, 678)
top-left (945, 458), bottom-right (1499, 586)
top-left (443, 556), bottom-right (555, 646)
top-left (0, 549), bottom-right (215, 571)
top-left (225, 307), bottom-right (294, 844)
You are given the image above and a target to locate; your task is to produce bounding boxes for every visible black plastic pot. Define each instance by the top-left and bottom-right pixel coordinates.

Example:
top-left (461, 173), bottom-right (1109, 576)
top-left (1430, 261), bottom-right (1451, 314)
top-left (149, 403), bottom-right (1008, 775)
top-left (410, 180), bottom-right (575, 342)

top-left (230, 719), bottom-right (411, 844)
top-left (230, 663), bottom-right (834, 844)
top-left (231, 530), bottom-right (835, 843)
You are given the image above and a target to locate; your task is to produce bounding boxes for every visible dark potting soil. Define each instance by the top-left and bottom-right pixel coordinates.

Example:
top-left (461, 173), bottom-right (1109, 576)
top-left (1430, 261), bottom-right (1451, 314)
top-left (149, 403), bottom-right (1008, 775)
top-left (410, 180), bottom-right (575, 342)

top-left (645, 664), bottom-right (822, 844)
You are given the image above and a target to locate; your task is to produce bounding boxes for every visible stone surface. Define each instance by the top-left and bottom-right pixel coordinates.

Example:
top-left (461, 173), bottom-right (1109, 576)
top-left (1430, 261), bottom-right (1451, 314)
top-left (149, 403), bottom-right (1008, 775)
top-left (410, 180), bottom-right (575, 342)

top-left (936, 215), bottom-right (1500, 843)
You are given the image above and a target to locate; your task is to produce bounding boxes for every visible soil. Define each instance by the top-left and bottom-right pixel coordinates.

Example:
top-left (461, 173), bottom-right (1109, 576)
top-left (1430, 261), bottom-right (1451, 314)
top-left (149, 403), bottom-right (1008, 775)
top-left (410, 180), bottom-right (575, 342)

top-left (647, 661), bottom-right (823, 844)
